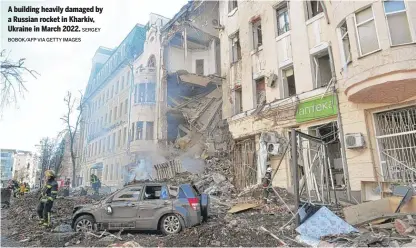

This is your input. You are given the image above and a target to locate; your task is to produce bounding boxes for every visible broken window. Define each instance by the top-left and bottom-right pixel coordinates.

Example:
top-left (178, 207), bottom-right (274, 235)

top-left (147, 83), bottom-right (156, 102)
top-left (338, 20), bottom-right (351, 65)
top-left (383, 0), bottom-right (412, 46)
top-left (230, 32), bottom-right (241, 63)
top-left (234, 87), bottom-right (243, 115)
top-left (255, 77), bottom-right (266, 106)
top-left (276, 2), bottom-right (290, 36)
top-left (252, 19), bottom-right (263, 50)
top-left (282, 67), bottom-right (296, 97)
top-left (228, 0), bottom-right (238, 13)
top-left (355, 6), bottom-right (380, 55)
top-left (131, 122), bottom-right (135, 141)
top-left (146, 122), bottom-right (154, 140)
top-left (195, 59), bottom-right (204, 75)
top-left (306, 1), bottom-right (323, 19)
top-left (147, 55), bottom-right (156, 68)
top-left (113, 187), bottom-right (142, 201)
top-left (312, 50), bottom-right (332, 88)
top-left (135, 83), bottom-right (156, 103)
top-left (136, 121), bottom-right (143, 140)
top-left (143, 185), bottom-right (166, 200)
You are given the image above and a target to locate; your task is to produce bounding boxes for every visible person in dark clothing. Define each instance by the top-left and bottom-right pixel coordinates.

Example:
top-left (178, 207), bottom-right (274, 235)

top-left (63, 178), bottom-right (70, 197)
top-left (262, 167), bottom-right (272, 204)
top-left (90, 174), bottom-right (100, 195)
top-left (37, 170), bottom-right (58, 227)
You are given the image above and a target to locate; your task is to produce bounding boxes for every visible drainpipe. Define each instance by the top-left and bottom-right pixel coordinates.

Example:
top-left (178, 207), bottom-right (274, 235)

top-left (328, 42), bottom-right (352, 201)
top-left (126, 59), bottom-right (134, 167)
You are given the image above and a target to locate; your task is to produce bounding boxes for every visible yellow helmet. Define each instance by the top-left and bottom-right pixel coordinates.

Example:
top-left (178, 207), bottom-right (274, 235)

top-left (45, 170), bottom-right (55, 177)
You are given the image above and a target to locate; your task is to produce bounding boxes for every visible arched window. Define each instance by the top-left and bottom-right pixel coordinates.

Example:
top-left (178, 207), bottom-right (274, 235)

top-left (147, 55), bottom-right (156, 68)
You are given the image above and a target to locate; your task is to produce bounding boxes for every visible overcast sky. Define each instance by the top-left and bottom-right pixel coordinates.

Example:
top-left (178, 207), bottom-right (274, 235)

top-left (0, 0), bottom-right (187, 152)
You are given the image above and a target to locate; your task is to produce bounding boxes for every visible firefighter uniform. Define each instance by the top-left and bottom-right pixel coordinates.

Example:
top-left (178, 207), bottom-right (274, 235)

top-left (37, 170), bottom-right (58, 227)
top-left (90, 174), bottom-right (100, 195)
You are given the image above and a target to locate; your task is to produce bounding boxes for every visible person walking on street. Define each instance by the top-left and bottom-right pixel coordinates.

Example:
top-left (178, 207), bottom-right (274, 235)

top-left (37, 170), bottom-right (58, 227)
top-left (262, 167), bottom-right (272, 204)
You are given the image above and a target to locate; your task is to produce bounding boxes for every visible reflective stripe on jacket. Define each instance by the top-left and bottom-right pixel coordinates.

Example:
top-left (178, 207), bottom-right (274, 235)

top-left (40, 179), bottom-right (58, 202)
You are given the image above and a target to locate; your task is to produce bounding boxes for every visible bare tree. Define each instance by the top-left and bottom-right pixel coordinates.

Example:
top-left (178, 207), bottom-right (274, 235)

top-left (0, 50), bottom-right (38, 112)
top-left (61, 91), bottom-right (84, 187)
top-left (37, 137), bottom-right (56, 187)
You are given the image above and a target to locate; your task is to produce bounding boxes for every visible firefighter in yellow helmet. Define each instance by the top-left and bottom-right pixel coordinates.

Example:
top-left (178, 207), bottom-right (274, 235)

top-left (37, 170), bottom-right (58, 227)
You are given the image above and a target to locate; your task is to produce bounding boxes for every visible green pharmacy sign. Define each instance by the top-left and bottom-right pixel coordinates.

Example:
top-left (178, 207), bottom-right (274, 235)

top-left (296, 94), bottom-right (338, 123)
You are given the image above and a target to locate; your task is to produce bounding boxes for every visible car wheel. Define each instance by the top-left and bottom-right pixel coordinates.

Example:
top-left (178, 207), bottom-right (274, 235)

top-left (74, 215), bottom-right (95, 232)
top-left (160, 214), bottom-right (182, 235)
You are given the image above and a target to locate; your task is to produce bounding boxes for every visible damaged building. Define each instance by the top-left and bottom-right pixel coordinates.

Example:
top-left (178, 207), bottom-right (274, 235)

top-left (79, 2), bottom-right (225, 187)
top-left (220, 0), bottom-right (416, 203)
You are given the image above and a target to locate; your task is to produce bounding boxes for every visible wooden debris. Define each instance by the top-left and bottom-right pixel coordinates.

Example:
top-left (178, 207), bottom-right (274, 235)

top-left (228, 203), bottom-right (258, 214)
top-left (260, 226), bottom-right (287, 246)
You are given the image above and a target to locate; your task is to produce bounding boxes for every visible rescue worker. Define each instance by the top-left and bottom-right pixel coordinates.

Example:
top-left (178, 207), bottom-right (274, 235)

top-left (90, 174), bottom-right (100, 195)
top-left (24, 182), bottom-right (30, 194)
top-left (12, 180), bottom-right (19, 198)
top-left (262, 167), bottom-right (272, 204)
top-left (19, 182), bottom-right (26, 197)
top-left (37, 170), bottom-right (58, 227)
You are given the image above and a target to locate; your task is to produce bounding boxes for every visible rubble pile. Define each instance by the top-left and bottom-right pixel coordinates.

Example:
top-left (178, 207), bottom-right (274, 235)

top-left (1, 192), bottom-right (97, 247)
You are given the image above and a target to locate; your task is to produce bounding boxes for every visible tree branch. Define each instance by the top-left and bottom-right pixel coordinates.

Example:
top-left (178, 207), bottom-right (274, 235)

top-left (0, 49), bottom-right (39, 112)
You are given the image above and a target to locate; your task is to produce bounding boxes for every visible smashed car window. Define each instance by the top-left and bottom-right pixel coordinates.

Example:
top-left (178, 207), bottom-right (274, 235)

top-left (143, 186), bottom-right (162, 200)
top-left (113, 187), bottom-right (142, 201)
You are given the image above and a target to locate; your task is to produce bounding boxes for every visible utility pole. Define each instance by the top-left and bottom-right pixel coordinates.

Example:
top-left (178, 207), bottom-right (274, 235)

top-left (327, 42), bottom-right (352, 201)
top-left (291, 129), bottom-right (300, 227)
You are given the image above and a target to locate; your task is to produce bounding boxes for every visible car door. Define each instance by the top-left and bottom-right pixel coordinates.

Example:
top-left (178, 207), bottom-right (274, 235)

top-left (100, 186), bottom-right (143, 230)
top-left (137, 184), bottom-right (172, 230)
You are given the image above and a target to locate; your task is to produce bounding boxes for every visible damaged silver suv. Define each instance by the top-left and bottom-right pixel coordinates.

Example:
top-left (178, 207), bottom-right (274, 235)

top-left (71, 182), bottom-right (209, 235)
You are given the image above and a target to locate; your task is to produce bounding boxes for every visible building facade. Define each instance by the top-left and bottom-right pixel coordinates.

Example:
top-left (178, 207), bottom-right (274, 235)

top-left (79, 16), bottom-right (171, 187)
top-left (0, 149), bottom-right (15, 187)
top-left (220, 0), bottom-right (416, 201)
top-left (78, 3), bottom-right (223, 188)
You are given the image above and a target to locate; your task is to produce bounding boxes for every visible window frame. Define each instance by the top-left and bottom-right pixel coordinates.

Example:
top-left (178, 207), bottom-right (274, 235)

top-left (233, 87), bottom-right (243, 115)
top-left (251, 18), bottom-right (263, 50)
top-left (112, 187), bottom-right (143, 202)
top-left (305, 1), bottom-right (324, 20)
top-left (228, 0), bottom-right (238, 13)
top-left (354, 5), bottom-right (381, 57)
top-left (281, 66), bottom-right (296, 98)
top-left (337, 20), bottom-right (352, 65)
top-left (276, 2), bottom-right (290, 36)
top-left (382, 0), bottom-right (414, 46)
top-left (134, 83), bottom-right (156, 104)
top-left (145, 121), bottom-right (154, 140)
top-left (230, 31), bottom-right (242, 64)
